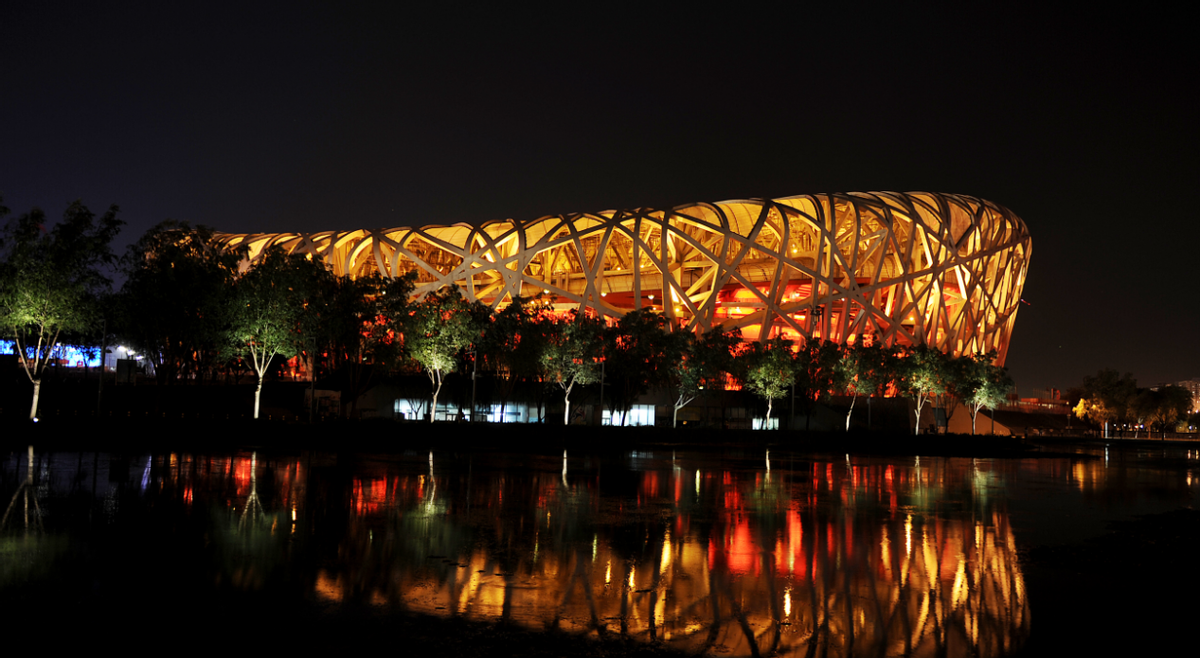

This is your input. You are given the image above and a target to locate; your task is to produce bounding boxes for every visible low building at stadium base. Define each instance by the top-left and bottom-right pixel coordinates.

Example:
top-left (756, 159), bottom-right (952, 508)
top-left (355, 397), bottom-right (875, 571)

top-left (215, 191), bottom-right (1031, 366)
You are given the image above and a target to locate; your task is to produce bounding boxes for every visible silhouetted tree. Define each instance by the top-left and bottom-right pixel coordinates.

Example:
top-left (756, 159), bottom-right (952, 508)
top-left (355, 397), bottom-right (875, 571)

top-left (793, 339), bottom-right (841, 431)
top-left (1074, 368), bottom-right (1138, 430)
top-left (310, 270), bottom-right (417, 418)
top-left (116, 220), bottom-right (242, 384)
top-left (604, 309), bottom-right (672, 425)
top-left (1132, 385), bottom-right (1192, 436)
top-left (479, 295), bottom-right (552, 422)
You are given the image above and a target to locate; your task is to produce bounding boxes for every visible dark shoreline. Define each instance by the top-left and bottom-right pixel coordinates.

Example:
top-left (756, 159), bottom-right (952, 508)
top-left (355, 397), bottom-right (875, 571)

top-left (4, 417), bottom-right (1157, 459)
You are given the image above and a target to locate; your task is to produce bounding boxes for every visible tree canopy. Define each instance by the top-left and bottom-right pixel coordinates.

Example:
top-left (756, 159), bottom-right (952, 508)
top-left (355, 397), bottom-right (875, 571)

top-left (896, 344), bottom-right (950, 434)
top-left (835, 340), bottom-right (896, 431)
top-left (228, 247), bottom-right (333, 418)
top-left (669, 326), bottom-right (741, 428)
top-left (1074, 369), bottom-right (1138, 428)
top-left (0, 198), bottom-right (123, 419)
top-left (479, 295), bottom-right (553, 421)
top-left (954, 352), bottom-right (1013, 434)
top-left (603, 309), bottom-right (673, 426)
top-left (116, 220), bottom-right (242, 384)
top-left (539, 310), bottom-right (605, 425)
top-left (737, 336), bottom-right (796, 428)
top-left (405, 286), bottom-right (488, 421)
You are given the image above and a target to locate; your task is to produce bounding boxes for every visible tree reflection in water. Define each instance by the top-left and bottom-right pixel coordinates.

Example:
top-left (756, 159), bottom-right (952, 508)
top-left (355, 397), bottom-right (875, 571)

top-left (1, 446), bottom-right (44, 535)
top-left (1, 448), bottom-right (1029, 657)
top-left (314, 451), bottom-right (1029, 658)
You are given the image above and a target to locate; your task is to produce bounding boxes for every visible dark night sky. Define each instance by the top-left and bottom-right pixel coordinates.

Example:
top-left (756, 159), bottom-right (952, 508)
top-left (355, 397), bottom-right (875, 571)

top-left (2, 2), bottom-right (1197, 394)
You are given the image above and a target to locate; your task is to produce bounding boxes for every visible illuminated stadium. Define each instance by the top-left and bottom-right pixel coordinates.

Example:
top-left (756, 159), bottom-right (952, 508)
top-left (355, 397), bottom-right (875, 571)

top-left (213, 192), bottom-right (1031, 363)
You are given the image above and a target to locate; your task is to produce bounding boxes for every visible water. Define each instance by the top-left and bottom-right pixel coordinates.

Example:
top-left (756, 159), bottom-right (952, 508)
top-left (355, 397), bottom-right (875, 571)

top-left (2, 442), bottom-right (1197, 655)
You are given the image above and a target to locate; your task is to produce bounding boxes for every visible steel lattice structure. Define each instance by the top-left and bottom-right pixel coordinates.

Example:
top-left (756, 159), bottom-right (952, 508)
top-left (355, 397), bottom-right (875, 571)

top-left (213, 191), bottom-right (1031, 362)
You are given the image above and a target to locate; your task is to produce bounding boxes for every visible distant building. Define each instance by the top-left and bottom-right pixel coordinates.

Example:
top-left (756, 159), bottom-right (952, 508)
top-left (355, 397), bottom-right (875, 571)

top-left (1177, 378), bottom-right (1200, 413)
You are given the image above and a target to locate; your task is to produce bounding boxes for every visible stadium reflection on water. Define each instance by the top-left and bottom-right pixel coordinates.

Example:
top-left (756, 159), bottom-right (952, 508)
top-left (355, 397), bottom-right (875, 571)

top-left (6, 447), bottom-right (1047, 656)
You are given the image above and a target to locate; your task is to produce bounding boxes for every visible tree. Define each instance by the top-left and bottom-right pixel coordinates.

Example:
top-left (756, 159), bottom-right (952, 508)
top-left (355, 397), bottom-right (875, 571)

top-left (668, 326), bottom-right (741, 428)
top-left (405, 286), bottom-right (487, 422)
top-left (1152, 386), bottom-right (1193, 434)
top-left (479, 295), bottom-right (552, 422)
top-left (738, 336), bottom-right (796, 429)
top-left (835, 339), bottom-right (896, 431)
top-left (1132, 385), bottom-right (1192, 437)
top-left (896, 344), bottom-right (950, 434)
top-left (229, 248), bottom-right (332, 419)
top-left (604, 309), bottom-right (673, 426)
top-left (955, 352), bottom-right (1014, 434)
top-left (305, 270), bottom-right (417, 419)
top-left (539, 310), bottom-right (605, 425)
top-left (794, 339), bottom-right (841, 431)
top-left (116, 221), bottom-right (242, 384)
top-left (1074, 369), bottom-right (1138, 430)
top-left (0, 199), bottom-right (123, 420)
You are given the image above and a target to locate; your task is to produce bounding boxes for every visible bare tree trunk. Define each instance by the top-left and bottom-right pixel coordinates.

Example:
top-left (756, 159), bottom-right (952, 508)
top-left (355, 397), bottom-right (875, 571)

top-left (29, 379), bottom-right (41, 421)
top-left (254, 375), bottom-right (263, 419)
top-left (561, 381), bottom-right (574, 425)
top-left (430, 374), bottom-right (443, 423)
top-left (307, 353), bottom-right (316, 423)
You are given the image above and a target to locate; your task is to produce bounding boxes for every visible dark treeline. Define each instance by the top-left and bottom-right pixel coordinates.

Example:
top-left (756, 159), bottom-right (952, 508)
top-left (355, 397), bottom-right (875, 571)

top-left (1070, 369), bottom-right (1195, 437)
top-left (3, 201), bottom-right (1022, 431)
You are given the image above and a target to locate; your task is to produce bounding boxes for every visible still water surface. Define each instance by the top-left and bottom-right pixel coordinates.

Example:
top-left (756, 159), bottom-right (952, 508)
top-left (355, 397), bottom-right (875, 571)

top-left (2, 443), bottom-right (1197, 656)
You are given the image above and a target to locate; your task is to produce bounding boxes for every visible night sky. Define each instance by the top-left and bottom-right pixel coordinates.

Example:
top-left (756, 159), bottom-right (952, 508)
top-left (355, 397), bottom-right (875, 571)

top-left (2, 2), bottom-right (1196, 394)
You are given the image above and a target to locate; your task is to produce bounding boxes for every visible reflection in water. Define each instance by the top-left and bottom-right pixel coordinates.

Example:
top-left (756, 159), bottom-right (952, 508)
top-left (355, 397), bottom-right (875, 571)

top-left (238, 452), bottom-right (264, 532)
top-left (317, 453), bottom-right (1029, 657)
top-left (1, 446), bottom-right (43, 535)
top-left (1, 447), bottom-right (1042, 657)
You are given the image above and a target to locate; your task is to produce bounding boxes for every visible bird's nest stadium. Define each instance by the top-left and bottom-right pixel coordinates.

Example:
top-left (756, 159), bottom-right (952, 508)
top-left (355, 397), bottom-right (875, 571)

top-left (213, 191), bottom-right (1031, 363)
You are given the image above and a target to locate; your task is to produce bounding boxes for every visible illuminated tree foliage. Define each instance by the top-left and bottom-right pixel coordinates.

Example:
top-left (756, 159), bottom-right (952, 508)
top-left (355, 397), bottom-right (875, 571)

top-left (738, 337), bottom-right (796, 429)
top-left (229, 248), bottom-right (332, 419)
top-left (896, 344), bottom-right (950, 435)
top-left (835, 340), bottom-right (896, 431)
top-left (539, 310), bottom-right (605, 425)
top-left (405, 286), bottom-right (488, 422)
top-left (669, 326), bottom-right (741, 428)
top-left (955, 352), bottom-right (1013, 434)
top-left (0, 198), bottom-right (123, 420)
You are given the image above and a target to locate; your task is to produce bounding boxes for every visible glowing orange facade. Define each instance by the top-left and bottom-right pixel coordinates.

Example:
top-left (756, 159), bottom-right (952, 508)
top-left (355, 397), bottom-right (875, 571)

top-left (214, 192), bottom-right (1031, 362)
